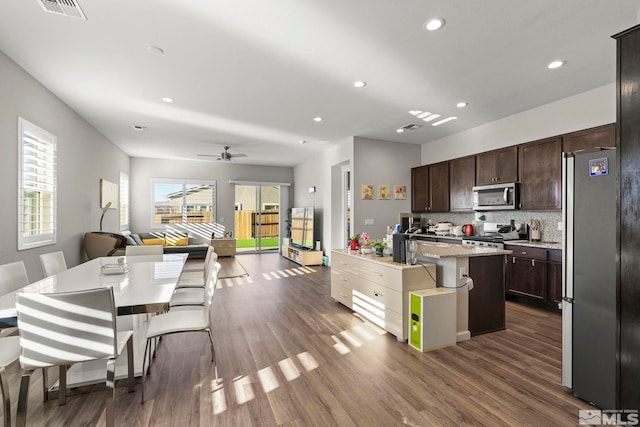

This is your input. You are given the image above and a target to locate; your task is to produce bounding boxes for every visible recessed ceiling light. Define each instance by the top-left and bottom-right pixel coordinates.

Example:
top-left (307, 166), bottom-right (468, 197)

top-left (456, 102), bottom-right (468, 108)
top-left (313, 117), bottom-right (323, 122)
top-left (146, 46), bottom-right (164, 55)
top-left (396, 128), bottom-right (405, 133)
top-left (548, 60), bottom-right (566, 69)
top-left (432, 117), bottom-right (457, 126)
top-left (162, 97), bottom-right (174, 103)
top-left (353, 81), bottom-right (367, 88)
top-left (423, 18), bottom-right (445, 31)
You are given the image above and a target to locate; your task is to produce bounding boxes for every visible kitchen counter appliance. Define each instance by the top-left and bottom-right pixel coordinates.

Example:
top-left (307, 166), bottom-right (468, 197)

top-left (473, 182), bottom-right (519, 211)
top-left (461, 222), bottom-right (527, 249)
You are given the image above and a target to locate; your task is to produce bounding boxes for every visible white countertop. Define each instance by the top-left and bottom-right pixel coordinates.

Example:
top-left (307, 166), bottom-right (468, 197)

top-left (334, 243), bottom-right (510, 261)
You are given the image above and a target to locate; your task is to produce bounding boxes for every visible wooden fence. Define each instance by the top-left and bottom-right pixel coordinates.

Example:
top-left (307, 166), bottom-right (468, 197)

top-left (235, 211), bottom-right (279, 239)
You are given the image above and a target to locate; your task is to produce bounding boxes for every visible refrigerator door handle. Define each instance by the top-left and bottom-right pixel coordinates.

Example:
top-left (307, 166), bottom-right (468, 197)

top-left (562, 296), bottom-right (574, 304)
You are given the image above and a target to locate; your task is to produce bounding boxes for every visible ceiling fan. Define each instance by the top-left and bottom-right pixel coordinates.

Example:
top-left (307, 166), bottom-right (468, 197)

top-left (198, 146), bottom-right (247, 161)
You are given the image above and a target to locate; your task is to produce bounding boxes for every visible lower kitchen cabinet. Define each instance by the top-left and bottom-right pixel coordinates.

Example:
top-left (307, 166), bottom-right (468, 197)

top-left (547, 249), bottom-right (563, 307)
top-left (330, 249), bottom-right (436, 341)
top-left (468, 255), bottom-right (506, 336)
top-left (505, 244), bottom-right (562, 309)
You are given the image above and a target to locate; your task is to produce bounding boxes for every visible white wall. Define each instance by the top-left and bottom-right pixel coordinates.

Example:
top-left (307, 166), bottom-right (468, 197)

top-left (0, 50), bottom-right (130, 282)
top-left (421, 84), bottom-right (616, 162)
top-left (129, 158), bottom-right (293, 239)
top-left (293, 137), bottom-right (353, 256)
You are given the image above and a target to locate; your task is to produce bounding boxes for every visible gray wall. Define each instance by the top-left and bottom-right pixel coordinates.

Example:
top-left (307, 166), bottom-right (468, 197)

top-left (129, 158), bottom-right (293, 239)
top-left (0, 50), bottom-right (130, 282)
top-left (352, 137), bottom-right (421, 240)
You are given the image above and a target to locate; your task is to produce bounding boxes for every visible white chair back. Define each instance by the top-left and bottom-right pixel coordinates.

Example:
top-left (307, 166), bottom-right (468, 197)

top-left (39, 251), bottom-right (67, 277)
top-left (125, 245), bottom-right (163, 256)
top-left (0, 261), bottom-right (29, 296)
top-left (16, 287), bottom-right (118, 369)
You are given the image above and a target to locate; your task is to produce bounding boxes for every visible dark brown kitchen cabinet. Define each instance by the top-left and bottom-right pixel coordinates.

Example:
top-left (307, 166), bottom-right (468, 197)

top-left (411, 165), bottom-right (429, 212)
top-left (469, 255), bottom-right (506, 336)
top-left (505, 245), bottom-right (548, 301)
top-left (475, 146), bottom-right (518, 185)
top-left (615, 23), bottom-right (640, 408)
top-left (547, 249), bottom-right (563, 306)
top-left (562, 123), bottom-right (616, 153)
top-left (449, 156), bottom-right (476, 211)
top-left (519, 137), bottom-right (562, 210)
top-left (411, 162), bottom-right (449, 213)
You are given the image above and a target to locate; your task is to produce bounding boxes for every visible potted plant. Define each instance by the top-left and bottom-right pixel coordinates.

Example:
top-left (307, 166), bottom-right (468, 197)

top-left (372, 241), bottom-right (386, 256)
top-left (349, 234), bottom-right (360, 251)
top-left (359, 232), bottom-right (372, 253)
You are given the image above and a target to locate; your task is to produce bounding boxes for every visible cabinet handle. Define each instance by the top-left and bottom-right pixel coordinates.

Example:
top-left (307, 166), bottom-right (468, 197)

top-left (532, 260), bottom-right (535, 267)
top-left (521, 251), bottom-right (527, 255)
top-left (512, 257), bottom-right (516, 263)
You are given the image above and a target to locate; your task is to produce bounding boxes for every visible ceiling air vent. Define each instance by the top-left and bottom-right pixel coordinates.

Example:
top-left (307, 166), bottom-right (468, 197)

top-left (400, 123), bottom-right (423, 131)
top-left (37, 0), bottom-right (87, 20)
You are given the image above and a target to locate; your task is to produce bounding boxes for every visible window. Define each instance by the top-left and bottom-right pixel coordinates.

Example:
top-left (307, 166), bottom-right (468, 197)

top-left (18, 118), bottom-right (57, 250)
top-left (119, 171), bottom-right (130, 230)
top-left (151, 179), bottom-right (216, 226)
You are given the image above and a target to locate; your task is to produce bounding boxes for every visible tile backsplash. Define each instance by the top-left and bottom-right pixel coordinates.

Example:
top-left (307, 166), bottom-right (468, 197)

top-left (411, 210), bottom-right (563, 243)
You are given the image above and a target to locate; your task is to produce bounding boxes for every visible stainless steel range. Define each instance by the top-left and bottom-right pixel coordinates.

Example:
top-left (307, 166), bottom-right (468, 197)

top-left (461, 222), bottom-right (528, 249)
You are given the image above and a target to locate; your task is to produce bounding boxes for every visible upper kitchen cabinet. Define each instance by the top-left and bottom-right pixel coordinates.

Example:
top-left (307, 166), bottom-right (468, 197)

top-left (475, 146), bottom-right (518, 185)
top-left (519, 136), bottom-right (562, 210)
top-left (411, 162), bottom-right (450, 213)
top-left (411, 165), bottom-right (429, 212)
top-left (449, 156), bottom-right (475, 211)
top-left (562, 123), bottom-right (616, 153)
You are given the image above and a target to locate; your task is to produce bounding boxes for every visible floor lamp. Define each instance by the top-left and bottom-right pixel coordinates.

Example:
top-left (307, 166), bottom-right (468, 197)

top-left (100, 201), bottom-right (112, 231)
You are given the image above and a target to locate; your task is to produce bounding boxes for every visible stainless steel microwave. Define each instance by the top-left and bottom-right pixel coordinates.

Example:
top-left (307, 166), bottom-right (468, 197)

top-left (472, 182), bottom-right (519, 211)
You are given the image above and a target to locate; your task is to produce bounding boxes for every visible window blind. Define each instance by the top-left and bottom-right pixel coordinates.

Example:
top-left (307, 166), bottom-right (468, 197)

top-left (18, 118), bottom-right (57, 250)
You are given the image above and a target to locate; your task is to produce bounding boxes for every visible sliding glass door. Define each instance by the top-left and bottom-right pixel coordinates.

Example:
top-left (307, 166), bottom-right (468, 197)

top-left (234, 185), bottom-right (280, 252)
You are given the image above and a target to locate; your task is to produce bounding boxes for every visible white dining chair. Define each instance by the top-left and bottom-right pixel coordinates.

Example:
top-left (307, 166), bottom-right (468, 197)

top-left (39, 251), bottom-right (67, 277)
top-left (142, 261), bottom-right (219, 403)
top-left (175, 246), bottom-right (217, 289)
top-left (15, 287), bottom-right (135, 427)
top-left (170, 262), bottom-right (221, 307)
top-left (0, 336), bottom-right (20, 427)
top-left (126, 244), bottom-right (163, 256)
top-left (0, 261), bottom-right (29, 296)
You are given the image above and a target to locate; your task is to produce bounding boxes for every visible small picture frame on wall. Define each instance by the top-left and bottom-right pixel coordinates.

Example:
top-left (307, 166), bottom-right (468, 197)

top-left (394, 185), bottom-right (407, 200)
top-left (361, 184), bottom-right (374, 200)
top-left (378, 185), bottom-right (391, 200)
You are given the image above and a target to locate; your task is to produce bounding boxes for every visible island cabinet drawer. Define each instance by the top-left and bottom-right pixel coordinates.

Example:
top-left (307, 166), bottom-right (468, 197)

top-left (331, 269), bottom-right (359, 291)
top-left (358, 262), bottom-right (402, 291)
top-left (504, 245), bottom-right (547, 261)
top-left (332, 252), bottom-right (360, 275)
top-left (331, 282), bottom-right (353, 308)
top-left (357, 278), bottom-right (403, 314)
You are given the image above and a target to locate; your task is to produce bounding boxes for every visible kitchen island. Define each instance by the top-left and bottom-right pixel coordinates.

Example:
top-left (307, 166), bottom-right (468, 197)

top-left (413, 240), bottom-right (511, 341)
top-left (331, 249), bottom-right (436, 341)
top-left (331, 243), bottom-right (511, 342)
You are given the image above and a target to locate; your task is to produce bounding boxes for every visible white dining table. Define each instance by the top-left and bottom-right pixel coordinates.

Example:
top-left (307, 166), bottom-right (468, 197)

top-left (0, 254), bottom-right (187, 320)
top-left (0, 253), bottom-right (188, 395)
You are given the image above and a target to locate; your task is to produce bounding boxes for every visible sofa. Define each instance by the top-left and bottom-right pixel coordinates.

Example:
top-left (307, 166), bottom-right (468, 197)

top-left (125, 232), bottom-right (209, 259)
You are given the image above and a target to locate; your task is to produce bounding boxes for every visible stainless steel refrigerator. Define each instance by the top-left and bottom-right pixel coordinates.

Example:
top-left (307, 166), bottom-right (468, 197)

top-left (562, 148), bottom-right (617, 409)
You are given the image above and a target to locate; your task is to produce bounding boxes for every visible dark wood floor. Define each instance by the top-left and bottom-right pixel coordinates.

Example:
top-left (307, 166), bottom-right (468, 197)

top-left (2, 253), bottom-right (589, 426)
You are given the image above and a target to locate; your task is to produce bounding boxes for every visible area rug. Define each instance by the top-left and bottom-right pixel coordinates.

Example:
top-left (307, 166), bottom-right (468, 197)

top-left (217, 257), bottom-right (249, 279)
